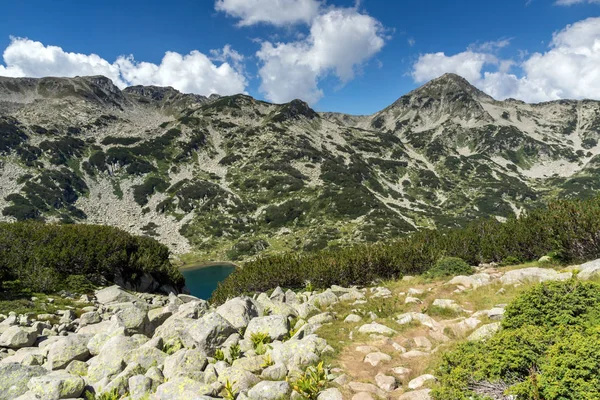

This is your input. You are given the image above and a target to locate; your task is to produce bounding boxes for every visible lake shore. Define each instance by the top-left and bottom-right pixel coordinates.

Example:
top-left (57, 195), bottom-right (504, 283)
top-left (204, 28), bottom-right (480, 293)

top-left (178, 261), bottom-right (238, 271)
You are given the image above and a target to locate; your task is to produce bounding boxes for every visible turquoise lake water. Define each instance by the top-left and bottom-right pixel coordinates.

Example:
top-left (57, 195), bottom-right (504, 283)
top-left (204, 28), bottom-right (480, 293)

top-left (180, 264), bottom-right (236, 299)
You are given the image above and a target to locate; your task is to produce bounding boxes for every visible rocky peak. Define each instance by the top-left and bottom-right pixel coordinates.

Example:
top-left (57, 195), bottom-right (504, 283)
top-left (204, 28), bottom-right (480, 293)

top-left (272, 99), bottom-right (318, 122)
top-left (123, 85), bottom-right (208, 105)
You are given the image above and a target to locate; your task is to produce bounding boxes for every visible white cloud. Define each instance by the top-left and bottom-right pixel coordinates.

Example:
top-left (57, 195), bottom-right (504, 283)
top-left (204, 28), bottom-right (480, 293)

top-left (0, 37), bottom-right (125, 85)
top-left (407, 38), bottom-right (416, 47)
top-left (257, 8), bottom-right (386, 104)
top-left (215, 0), bottom-right (321, 26)
top-left (555, 0), bottom-right (600, 5)
top-left (411, 17), bottom-right (600, 103)
top-left (0, 37), bottom-right (247, 96)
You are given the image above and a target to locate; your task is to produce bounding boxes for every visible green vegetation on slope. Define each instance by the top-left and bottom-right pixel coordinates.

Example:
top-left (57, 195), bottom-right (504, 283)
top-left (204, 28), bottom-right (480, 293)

top-left (0, 222), bottom-right (184, 293)
top-left (433, 279), bottom-right (600, 399)
top-left (211, 196), bottom-right (600, 302)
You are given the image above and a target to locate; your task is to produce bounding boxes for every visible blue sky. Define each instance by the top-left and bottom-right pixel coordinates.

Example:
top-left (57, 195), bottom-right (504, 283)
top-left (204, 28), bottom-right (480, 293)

top-left (0, 0), bottom-right (599, 114)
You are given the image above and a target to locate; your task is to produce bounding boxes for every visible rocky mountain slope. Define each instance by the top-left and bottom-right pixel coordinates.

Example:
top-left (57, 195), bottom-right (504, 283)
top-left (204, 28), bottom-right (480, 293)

top-left (0, 74), bottom-right (599, 259)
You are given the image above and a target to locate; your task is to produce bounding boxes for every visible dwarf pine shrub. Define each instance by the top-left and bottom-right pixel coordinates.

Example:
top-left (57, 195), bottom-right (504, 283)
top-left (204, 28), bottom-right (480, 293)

top-left (212, 196), bottom-right (600, 303)
top-left (432, 280), bottom-right (600, 399)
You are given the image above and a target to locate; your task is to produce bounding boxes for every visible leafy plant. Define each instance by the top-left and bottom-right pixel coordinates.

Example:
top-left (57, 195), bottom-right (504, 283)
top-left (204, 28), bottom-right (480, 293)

top-left (162, 340), bottom-right (183, 355)
top-left (426, 257), bottom-right (473, 279)
top-left (229, 343), bottom-right (241, 361)
top-left (261, 354), bottom-right (275, 368)
top-left (291, 362), bottom-right (328, 400)
top-left (222, 379), bottom-right (237, 400)
top-left (214, 348), bottom-right (225, 362)
top-left (250, 332), bottom-right (272, 348)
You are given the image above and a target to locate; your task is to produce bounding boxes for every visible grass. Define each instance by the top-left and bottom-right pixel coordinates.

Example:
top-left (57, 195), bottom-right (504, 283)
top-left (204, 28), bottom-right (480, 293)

top-left (0, 286), bottom-right (86, 316)
top-left (311, 261), bottom-right (569, 392)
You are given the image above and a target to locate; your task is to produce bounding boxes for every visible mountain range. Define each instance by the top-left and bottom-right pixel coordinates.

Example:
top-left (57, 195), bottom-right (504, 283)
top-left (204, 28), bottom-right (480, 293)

top-left (0, 73), bottom-right (598, 261)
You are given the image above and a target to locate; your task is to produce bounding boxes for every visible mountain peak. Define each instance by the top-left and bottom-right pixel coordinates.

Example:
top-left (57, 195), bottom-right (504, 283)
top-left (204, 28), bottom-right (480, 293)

top-left (412, 73), bottom-right (493, 101)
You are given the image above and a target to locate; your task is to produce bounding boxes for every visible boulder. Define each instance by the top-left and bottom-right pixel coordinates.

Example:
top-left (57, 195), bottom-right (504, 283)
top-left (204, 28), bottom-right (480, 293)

top-left (344, 314), bottom-right (362, 323)
top-left (79, 312), bottom-right (101, 327)
top-left (114, 304), bottom-right (151, 335)
top-left (375, 372), bottom-right (397, 391)
top-left (408, 374), bottom-right (436, 390)
top-left (154, 377), bottom-right (215, 399)
top-left (46, 335), bottom-right (91, 370)
top-left (270, 335), bottom-right (325, 370)
top-left (27, 371), bottom-right (85, 400)
top-left (163, 349), bottom-right (207, 381)
top-left (398, 389), bottom-right (432, 400)
top-left (577, 259), bottom-right (600, 280)
top-left (129, 375), bottom-right (153, 400)
top-left (0, 363), bottom-right (47, 399)
top-left (364, 352), bottom-right (392, 367)
top-left (189, 313), bottom-right (237, 356)
top-left (308, 290), bottom-right (338, 307)
top-left (446, 274), bottom-right (491, 289)
top-left (248, 380), bottom-right (291, 400)
top-left (358, 323), bottom-right (396, 336)
top-left (0, 327), bottom-right (37, 349)
top-left (216, 297), bottom-right (260, 330)
top-left (500, 268), bottom-right (571, 285)
top-left (261, 363), bottom-right (287, 381)
top-left (123, 345), bottom-right (168, 370)
top-left (217, 367), bottom-right (261, 393)
top-left (317, 388), bottom-right (343, 400)
top-left (245, 315), bottom-right (289, 342)
top-left (468, 322), bottom-right (501, 341)
top-left (95, 286), bottom-right (140, 305)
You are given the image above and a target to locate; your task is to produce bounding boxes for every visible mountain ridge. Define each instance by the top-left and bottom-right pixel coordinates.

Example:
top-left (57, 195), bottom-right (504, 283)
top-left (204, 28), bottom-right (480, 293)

top-left (0, 73), bottom-right (598, 260)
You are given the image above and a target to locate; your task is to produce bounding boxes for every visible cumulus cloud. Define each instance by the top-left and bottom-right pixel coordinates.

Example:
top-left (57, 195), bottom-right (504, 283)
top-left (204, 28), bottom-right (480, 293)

top-left (257, 8), bottom-right (386, 104)
top-left (0, 37), bottom-right (247, 96)
top-left (411, 17), bottom-right (600, 103)
top-left (215, 0), bottom-right (321, 26)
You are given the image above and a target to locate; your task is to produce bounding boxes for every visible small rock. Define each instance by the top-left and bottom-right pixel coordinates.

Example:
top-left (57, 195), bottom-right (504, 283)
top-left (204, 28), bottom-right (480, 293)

top-left (408, 374), bottom-right (436, 390)
top-left (375, 372), bottom-right (397, 391)
top-left (344, 314), bottom-right (362, 323)
top-left (317, 388), bottom-right (343, 400)
top-left (398, 389), bottom-right (432, 400)
top-left (364, 352), bottom-right (392, 366)
top-left (468, 322), bottom-right (501, 341)
top-left (405, 296), bottom-right (422, 304)
top-left (358, 322), bottom-right (396, 336)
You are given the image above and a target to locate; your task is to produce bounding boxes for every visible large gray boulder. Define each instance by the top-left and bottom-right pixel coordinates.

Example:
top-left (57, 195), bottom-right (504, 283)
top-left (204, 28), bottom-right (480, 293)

top-left (308, 290), bottom-right (338, 307)
top-left (248, 380), bottom-right (291, 400)
top-left (216, 297), bottom-right (260, 329)
top-left (245, 315), bottom-right (289, 341)
top-left (468, 323), bottom-right (501, 341)
top-left (0, 363), bottom-right (47, 399)
top-left (163, 349), bottom-right (207, 381)
top-left (123, 345), bottom-right (168, 370)
top-left (152, 317), bottom-right (195, 349)
top-left (217, 367), bottom-right (261, 393)
top-left (46, 335), bottom-right (91, 370)
top-left (270, 334), bottom-right (326, 370)
top-left (0, 326), bottom-right (37, 349)
top-left (27, 371), bottom-right (85, 399)
top-left (189, 313), bottom-right (237, 356)
top-left (577, 259), bottom-right (600, 280)
top-left (500, 268), bottom-right (571, 285)
top-left (154, 377), bottom-right (216, 399)
top-left (95, 286), bottom-right (140, 304)
top-left (129, 375), bottom-right (154, 400)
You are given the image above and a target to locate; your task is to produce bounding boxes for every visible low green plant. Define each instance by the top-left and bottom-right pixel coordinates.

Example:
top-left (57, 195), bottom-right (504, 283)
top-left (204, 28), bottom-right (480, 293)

top-left (250, 332), bottom-right (272, 348)
top-left (291, 362), bottom-right (328, 400)
top-left (85, 389), bottom-right (121, 400)
top-left (261, 354), bottom-right (275, 368)
top-left (222, 379), bottom-right (237, 400)
top-left (255, 341), bottom-right (271, 356)
top-left (229, 343), bottom-right (241, 361)
top-left (214, 348), bottom-right (225, 362)
top-left (162, 340), bottom-right (183, 355)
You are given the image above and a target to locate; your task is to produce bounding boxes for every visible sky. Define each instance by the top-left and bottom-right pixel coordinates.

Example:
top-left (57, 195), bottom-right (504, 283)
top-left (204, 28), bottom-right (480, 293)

top-left (0, 0), bottom-right (599, 114)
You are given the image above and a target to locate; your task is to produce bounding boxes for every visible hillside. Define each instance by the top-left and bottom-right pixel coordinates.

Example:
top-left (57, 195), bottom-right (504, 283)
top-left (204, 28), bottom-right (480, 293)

top-left (0, 73), bottom-right (599, 260)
